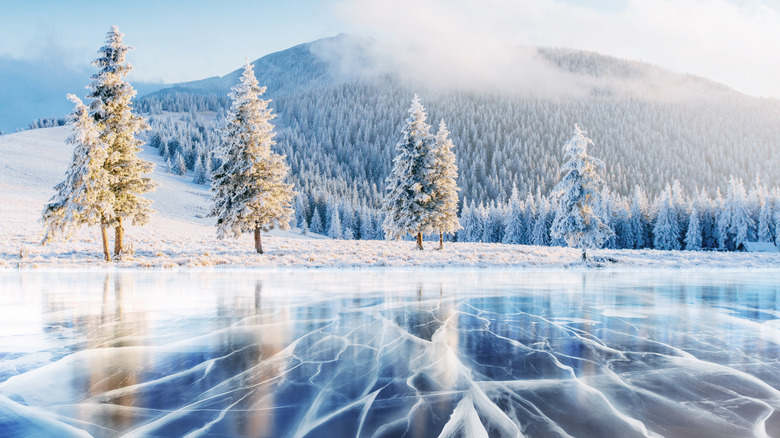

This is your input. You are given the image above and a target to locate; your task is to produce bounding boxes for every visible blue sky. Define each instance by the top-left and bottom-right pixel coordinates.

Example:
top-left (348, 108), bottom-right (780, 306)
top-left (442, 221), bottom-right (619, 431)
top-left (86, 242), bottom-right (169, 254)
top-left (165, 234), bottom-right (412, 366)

top-left (1, 0), bottom-right (780, 97)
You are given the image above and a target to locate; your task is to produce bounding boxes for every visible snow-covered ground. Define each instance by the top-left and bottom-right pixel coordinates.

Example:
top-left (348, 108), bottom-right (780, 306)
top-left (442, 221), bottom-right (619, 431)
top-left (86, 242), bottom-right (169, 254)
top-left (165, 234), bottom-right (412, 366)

top-left (1, 126), bottom-right (779, 270)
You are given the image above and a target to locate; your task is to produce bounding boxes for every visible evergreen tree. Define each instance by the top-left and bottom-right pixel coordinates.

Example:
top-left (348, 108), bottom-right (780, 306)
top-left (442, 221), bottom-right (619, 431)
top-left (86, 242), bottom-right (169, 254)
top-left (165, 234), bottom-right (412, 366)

top-left (728, 177), bottom-right (753, 249)
top-left (550, 125), bottom-right (614, 260)
top-left (458, 200), bottom-right (475, 242)
top-left (41, 95), bottom-right (115, 261)
top-left (653, 186), bottom-right (682, 250)
top-left (429, 120), bottom-right (461, 249)
top-left (327, 207), bottom-right (343, 239)
top-left (382, 95), bottom-right (437, 250)
top-left (522, 192), bottom-right (536, 245)
top-left (192, 157), bottom-right (208, 184)
top-left (173, 151), bottom-right (187, 175)
top-left (310, 207), bottom-right (324, 235)
top-left (629, 186), bottom-right (651, 249)
top-left (716, 188), bottom-right (730, 249)
top-left (209, 61), bottom-right (295, 254)
top-left (87, 26), bottom-right (157, 257)
top-left (684, 203), bottom-right (703, 251)
top-left (758, 199), bottom-right (775, 243)
top-left (775, 206), bottom-right (780, 247)
top-left (531, 196), bottom-right (550, 246)
top-left (294, 194), bottom-right (309, 231)
top-left (502, 184), bottom-right (525, 244)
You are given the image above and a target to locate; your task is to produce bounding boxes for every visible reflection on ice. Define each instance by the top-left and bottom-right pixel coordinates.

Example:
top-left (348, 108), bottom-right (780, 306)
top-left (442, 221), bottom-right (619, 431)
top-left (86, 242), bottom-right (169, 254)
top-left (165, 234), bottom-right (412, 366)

top-left (1, 270), bottom-right (780, 437)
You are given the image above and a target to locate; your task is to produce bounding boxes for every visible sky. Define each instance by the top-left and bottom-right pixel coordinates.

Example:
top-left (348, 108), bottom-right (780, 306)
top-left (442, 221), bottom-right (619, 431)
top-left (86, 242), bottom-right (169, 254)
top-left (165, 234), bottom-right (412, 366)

top-left (1, 0), bottom-right (780, 98)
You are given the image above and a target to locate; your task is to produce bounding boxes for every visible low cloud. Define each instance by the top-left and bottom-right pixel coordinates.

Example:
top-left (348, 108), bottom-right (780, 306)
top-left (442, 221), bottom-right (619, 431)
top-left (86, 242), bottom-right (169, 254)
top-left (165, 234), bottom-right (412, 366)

top-left (333, 0), bottom-right (780, 99)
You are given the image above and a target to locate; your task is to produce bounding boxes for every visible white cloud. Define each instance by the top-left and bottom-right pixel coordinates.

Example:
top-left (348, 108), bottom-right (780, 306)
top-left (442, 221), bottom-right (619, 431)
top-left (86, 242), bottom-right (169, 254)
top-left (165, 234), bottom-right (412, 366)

top-left (335, 0), bottom-right (780, 98)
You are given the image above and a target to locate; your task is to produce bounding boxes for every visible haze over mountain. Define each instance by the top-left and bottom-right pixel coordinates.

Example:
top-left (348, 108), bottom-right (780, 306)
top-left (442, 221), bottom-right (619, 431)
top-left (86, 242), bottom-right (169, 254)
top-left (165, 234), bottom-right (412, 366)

top-left (137, 33), bottom-right (780, 207)
top-left (0, 56), bottom-right (165, 133)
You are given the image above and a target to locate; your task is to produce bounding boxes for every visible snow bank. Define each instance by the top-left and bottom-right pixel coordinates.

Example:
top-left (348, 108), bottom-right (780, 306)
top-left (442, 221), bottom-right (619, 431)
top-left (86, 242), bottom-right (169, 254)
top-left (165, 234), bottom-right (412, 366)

top-left (2, 127), bottom-right (779, 270)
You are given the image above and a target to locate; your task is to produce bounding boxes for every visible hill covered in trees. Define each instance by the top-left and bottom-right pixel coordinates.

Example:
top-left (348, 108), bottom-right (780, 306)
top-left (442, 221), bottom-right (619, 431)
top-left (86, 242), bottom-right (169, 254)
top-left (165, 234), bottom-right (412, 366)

top-left (135, 34), bottom-right (780, 249)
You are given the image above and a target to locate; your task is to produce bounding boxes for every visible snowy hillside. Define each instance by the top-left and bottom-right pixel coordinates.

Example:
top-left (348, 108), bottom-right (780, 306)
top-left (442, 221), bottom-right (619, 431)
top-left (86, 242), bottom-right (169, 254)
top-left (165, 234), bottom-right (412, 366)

top-left (136, 34), bottom-right (780, 214)
top-left (2, 127), bottom-right (779, 270)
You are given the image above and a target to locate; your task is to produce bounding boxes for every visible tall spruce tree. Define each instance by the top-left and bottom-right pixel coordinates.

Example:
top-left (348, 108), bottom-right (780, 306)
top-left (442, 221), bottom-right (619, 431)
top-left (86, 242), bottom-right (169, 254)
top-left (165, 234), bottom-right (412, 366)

top-left (382, 95), bottom-right (437, 250)
top-left (41, 95), bottom-right (115, 261)
top-left (684, 203), bottom-right (703, 251)
top-left (429, 120), bottom-right (461, 249)
top-left (550, 125), bottom-right (614, 260)
top-left (654, 185), bottom-right (682, 250)
top-left (209, 60), bottom-right (295, 254)
top-left (88, 26), bottom-right (157, 257)
top-left (757, 199), bottom-right (775, 243)
top-left (502, 184), bottom-right (525, 245)
top-left (629, 186), bottom-right (651, 249)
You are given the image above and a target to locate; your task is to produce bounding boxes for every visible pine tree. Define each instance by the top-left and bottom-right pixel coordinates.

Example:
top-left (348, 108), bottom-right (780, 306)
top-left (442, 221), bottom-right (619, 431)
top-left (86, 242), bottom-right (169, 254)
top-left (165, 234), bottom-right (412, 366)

top-left (310, 207), bottom-right (324, 235)
top-left (87, 26), bottom-right (157, 257)
top-left (327, 207), bottom-right (343, 239)
top-left (173, 151), bottom-right (187, 175)
top-left (502, 184), bottom-right (525, 245)
top-left (550, 125), bottom-right (614, 260)
top-left (728, 177), bottom-right (753, 249)
top-left (209, 60), bottom-right (295, 254)
top-left (192, 157), bottom-right (208, 184)
top-left (684, 203), bottom-right (702, 251)
top-left (458, 200), bottom-right (475, 242)
top-left (382, 95), bottom-right (437, 250)
top-left (41, 95), bottom-right (115, 261)
top-left (429, 120), bottom-right (461, 249)
top-left (775, 205), bottom-right (780, 247)
top-left (629, 186), bottom-right (651, 249)
top-left (757, 199), bottom-right (775, 243)
top-left (531, 196), bottom-right (550, 246)
top-left (716, 188), bottom-right (730, 249)
top-left (653, 186), bottom-right (682, 250)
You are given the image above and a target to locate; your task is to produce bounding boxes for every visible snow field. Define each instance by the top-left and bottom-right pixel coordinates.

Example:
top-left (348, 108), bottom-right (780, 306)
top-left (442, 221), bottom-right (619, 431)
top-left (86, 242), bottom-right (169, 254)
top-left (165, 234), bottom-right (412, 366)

top-left (2, 127), bottom-right (780, 270)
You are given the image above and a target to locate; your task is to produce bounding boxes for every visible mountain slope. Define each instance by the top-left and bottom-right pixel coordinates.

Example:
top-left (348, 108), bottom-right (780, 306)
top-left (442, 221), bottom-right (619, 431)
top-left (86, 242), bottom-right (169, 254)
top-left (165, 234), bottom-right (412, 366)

top-left (137, 34), bottom-right (780, 210)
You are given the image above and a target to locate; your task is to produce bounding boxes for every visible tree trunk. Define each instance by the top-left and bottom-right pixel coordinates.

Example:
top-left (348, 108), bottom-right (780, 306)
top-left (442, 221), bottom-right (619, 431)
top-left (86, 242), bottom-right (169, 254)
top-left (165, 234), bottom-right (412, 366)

top-left (254, 227), bottom-right (263, 254)
top-left (438, 231), bottom-right (444, 250)
top-left (416, 232), bottom-right (423, 250)
top-left (100, 220), bottom-right (111, 262)
top-left (114, 217), bottom-right (124, 257)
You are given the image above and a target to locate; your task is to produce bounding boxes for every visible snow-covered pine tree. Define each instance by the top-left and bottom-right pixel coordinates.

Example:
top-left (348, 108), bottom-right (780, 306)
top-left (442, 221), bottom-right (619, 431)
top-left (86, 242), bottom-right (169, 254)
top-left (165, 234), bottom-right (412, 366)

top-left (87, 26), bottom-right (157, 257)
top-left (310, 207), bottom-right (324, 235)
top-left (727, 177), bottom-right (753, 249)
top-left (523, 192), bottom-right (536, 245)
top-left (550, 125), bottom-right (614, 260)
top-left (173, 151), bottom-right (187, 175)
top-left (531, 196), bottom-right (549, 246)
top-left (209, 60), bottom-right (295, 254)
top-left (429, 120), bottom-right (461, 249)
top-left (629, 186), bottom-right (651, 249)
top-left (382, 95), bottom-right (437, 250)
top-left (327, 207), bottom-right (343, 239)
top-left (757, 198), bottom-right (775, 243)
top-left (483, 201), bottom-right (505, 243)
top-left (458, 199), bottom-right (475, 242)
top-left (653, 185), bottom-right (681, 250)
top-left (775, 205), bottom-right (780, 247)
top-left (502, 184), bottom-right (525, 245)
top-left (684, 203), bottom-right (703, 251)
top-left (192, 157), bottom-right (208, 184)
top-left (41, 95), bottom-right (115, 261)
top-left (716, 188), bottom-right (730, 249)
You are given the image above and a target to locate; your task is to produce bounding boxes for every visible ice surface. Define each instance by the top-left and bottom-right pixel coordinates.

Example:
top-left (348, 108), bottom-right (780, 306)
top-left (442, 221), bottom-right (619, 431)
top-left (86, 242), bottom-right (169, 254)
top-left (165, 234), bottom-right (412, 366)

top-left (1, 270), bottom-right (780, 437)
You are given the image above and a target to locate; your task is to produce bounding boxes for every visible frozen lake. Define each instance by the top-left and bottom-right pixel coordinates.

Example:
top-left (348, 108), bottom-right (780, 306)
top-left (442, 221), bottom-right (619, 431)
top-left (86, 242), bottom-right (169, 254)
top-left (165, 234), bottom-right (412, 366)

top-left (1, 269), bottom-right (780, 437)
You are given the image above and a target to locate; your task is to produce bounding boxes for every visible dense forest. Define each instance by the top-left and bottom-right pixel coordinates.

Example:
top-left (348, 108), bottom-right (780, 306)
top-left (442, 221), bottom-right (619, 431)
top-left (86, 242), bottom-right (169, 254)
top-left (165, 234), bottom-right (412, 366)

top-left (132, 35), bottom-right (780, 250)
